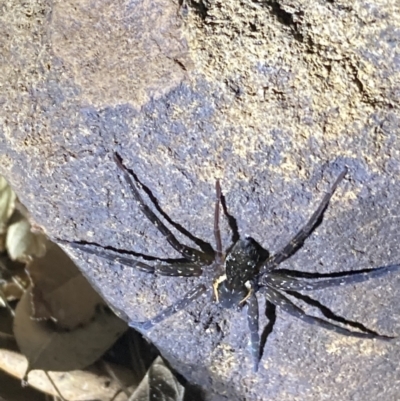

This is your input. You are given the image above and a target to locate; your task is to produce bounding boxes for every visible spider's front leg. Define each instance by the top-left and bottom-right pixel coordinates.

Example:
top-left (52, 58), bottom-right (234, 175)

top-left (58, 152), bottom-right (218, 278)
top-left (259, 168), bottom-right (347, 274)
top-left (113, 153), bottom-right (215, 265)
top-left (58, 239), bottom-right (205, 276)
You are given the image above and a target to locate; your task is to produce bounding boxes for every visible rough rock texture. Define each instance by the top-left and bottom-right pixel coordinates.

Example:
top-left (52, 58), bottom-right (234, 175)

top-left (1, 0), bottom-right (400, 400)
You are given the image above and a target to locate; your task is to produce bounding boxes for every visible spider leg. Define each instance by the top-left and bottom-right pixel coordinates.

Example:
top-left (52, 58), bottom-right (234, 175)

top-left (214, 180), bottom-right (224, 265)
top-left (219, 183), bottom-right (240, 244)
top-left (259, 168), bottom-right (347, 274)
top-left (263, 285), bottom-right (394, 340)
top-left (246, 288), bottom-right (260, 372)
top-left (264, 264), bottom-right (400, 291)
top-left (286, 290), bottom-right (389, 337)
top-left (59, 239), bottom-right (156, 273)
top-left (212, 181), bottom-right (228, 302)
top-left (129, 285), bottom-right (209, 330)
top-left (114, 153), bottom-right (212, 263)
top-left (155, 262), bottom-right (204, 277)
top-left (131, 164), bottom-right (215, 257)
top-left (59, 240), bottom-right (204, 276)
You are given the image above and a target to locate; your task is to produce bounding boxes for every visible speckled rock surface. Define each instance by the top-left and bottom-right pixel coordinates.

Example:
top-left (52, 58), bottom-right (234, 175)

top-left (1, 0), bottom-right (400, 400)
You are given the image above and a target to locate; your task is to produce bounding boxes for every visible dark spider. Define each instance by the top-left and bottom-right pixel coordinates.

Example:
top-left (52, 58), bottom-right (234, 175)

top-left (59, 154), bottom-right (399, 372)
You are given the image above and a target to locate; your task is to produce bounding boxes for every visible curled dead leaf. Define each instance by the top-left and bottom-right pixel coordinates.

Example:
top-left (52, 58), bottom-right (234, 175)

top-left (27, 243), bottom-right (104, 329)
top-left (14, 288), bottom-right (128, 373)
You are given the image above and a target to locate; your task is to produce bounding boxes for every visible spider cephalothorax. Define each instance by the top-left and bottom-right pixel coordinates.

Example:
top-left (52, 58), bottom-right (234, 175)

top-left (60, 154), bottom-right (399, 371)
top-left (215, 237), bottom-right (267, 308)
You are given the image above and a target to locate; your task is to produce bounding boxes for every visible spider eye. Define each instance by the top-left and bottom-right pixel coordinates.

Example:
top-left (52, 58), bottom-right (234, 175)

top-left (243, 237), bottom-right (269, 260)
top-left (230, 237), bottom-right (267, 262)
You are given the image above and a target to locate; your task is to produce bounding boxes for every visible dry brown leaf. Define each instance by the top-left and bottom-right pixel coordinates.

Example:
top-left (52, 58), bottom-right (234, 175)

top-left (1, 281), bottom-right (24, 302)
top-left (0, 350), bottom-right (133, 401)
top-left (6, 218), bottom-right (47, 263)
top-left (0, 233), bottom-right (6, 253)
top-left (0, 255), bottom-right (29, 305)
top-left (0, 307), bottom-right (13, 335)
top-left (13, 288), bottom-right (128, 373)
top-left (27, 243), bottom-right (104, 329)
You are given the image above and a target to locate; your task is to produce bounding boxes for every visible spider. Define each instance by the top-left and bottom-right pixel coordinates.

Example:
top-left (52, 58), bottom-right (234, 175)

top-left (60, 154), bottom-right (399, 371)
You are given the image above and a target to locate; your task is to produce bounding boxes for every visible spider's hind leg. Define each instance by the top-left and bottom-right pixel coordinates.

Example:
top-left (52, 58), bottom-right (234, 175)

top-left (129, 284), bottom-right (209, 331)
top-left (286, 290), bottom-right (391, 338)
top-left (264, 286), bottom-right (394, 340)
top-left (247, 287), bottom-right (278, 372)
top-left (264, 263), bottom-right (400, 291)
top-left (246, 288), bottom-right (261, 372)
